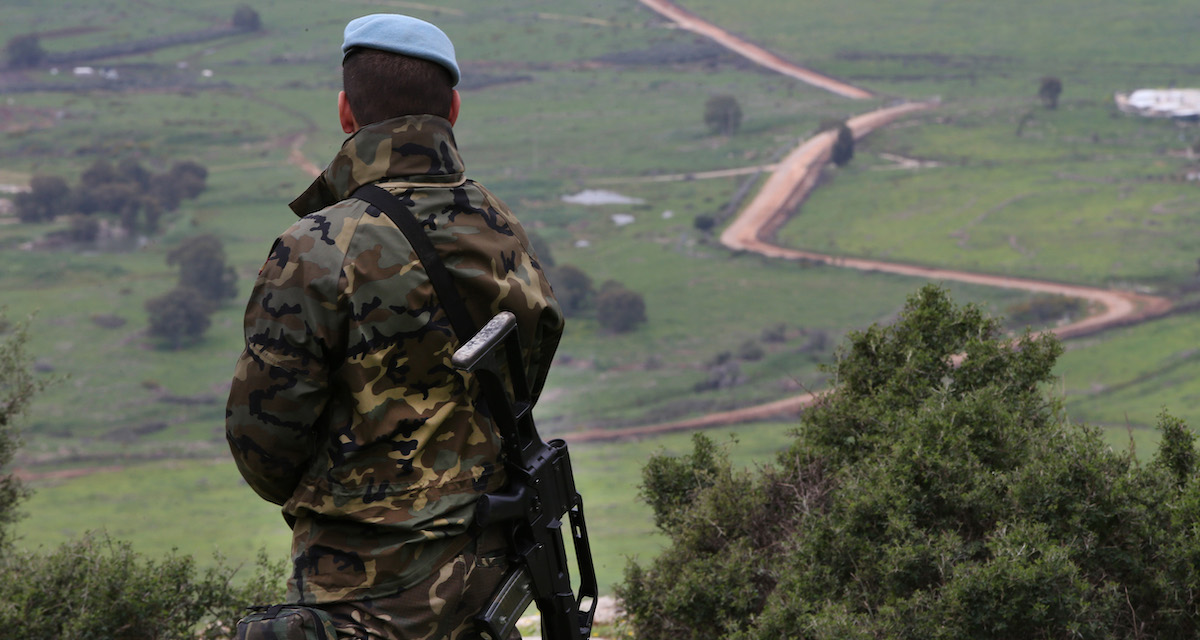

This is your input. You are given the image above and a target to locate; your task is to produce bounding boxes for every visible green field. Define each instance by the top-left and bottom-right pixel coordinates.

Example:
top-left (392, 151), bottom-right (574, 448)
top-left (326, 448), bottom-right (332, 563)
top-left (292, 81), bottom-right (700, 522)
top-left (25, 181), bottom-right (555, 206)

top-left (16, 423), bottom-right (800, 595)
top-left (4, 0), bottom-right (1200, 599)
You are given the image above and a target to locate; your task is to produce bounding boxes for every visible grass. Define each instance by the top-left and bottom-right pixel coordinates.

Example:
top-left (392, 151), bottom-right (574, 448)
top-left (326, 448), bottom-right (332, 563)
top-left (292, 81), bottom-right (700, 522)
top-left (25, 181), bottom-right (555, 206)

top-left (16, 421), bottom-right (802, 596)
top-left (777, 105), bottom-right (1200, 288)
top-left (670, 0), bottom-right (1200, 100)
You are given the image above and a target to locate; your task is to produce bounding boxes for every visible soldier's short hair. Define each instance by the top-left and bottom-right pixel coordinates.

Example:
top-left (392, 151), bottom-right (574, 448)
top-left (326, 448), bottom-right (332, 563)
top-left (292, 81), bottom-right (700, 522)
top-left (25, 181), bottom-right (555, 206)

top-left (342, 48), bottom-right (455, 126)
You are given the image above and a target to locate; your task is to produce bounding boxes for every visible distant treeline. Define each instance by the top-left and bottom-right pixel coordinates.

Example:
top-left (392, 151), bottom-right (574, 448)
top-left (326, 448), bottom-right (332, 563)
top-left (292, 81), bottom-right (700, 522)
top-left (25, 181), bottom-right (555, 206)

top-left (6, 5), bottom-right (261, 69)
top-left (14, 158), bottom-right (209, 244)
top-left (43, 26), bottom-right (247, 67)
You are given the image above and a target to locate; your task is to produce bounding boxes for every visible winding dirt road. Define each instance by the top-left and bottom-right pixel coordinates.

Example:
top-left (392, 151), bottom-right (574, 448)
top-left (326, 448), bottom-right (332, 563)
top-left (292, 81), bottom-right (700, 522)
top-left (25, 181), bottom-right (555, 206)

top-left (718, 100), bottom-right (1174, 341)
top-left (637, 0), bottom-right (874, 99)
top-left (562, 1), bottom-right (1174, 444)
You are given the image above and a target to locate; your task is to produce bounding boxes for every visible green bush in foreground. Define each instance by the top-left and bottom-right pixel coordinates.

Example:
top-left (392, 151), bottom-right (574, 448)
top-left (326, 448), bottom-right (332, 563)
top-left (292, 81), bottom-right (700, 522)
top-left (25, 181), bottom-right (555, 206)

top-left (0, 533), bottom-right (284, 639)
top-left (619, 285), bottom-right (1200, 639)
top-left (0, 313), bottom-right (284, 638)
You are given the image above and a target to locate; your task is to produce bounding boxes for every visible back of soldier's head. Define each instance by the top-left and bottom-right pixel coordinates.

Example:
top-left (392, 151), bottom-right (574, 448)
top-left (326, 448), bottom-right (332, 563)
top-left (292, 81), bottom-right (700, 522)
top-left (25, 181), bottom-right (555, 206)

top-left (340, 14), bottom-right (460, 126)
top-left (342, 49), bottom-right (454, 124)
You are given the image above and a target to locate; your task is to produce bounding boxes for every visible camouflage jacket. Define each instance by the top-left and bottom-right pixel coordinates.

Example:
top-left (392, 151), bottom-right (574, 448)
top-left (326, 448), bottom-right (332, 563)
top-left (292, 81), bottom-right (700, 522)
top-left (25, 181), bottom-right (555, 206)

top-left (226, 115), bottom-right (563, 604)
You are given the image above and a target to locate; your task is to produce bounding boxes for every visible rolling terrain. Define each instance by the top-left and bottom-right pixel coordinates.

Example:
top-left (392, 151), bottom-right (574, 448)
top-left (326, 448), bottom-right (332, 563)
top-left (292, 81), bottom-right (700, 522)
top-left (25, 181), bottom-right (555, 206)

top-left (3, 0), bottom-right (1200, 595)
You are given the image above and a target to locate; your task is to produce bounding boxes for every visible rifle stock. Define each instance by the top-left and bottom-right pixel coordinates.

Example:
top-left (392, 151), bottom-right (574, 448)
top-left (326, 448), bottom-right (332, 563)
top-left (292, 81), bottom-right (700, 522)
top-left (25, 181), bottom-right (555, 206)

top-left (452, 312), bottom-right (597, 640)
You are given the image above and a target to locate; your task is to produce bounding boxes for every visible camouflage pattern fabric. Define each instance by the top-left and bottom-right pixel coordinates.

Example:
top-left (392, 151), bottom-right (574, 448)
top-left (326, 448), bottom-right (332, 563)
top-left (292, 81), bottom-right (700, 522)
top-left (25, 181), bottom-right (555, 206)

top-left (313, 526), bottom-right (520, 640)
top-left (226, 114), bottom-right (563, 605)
top-left (236, 605), bottom-right (338, 640)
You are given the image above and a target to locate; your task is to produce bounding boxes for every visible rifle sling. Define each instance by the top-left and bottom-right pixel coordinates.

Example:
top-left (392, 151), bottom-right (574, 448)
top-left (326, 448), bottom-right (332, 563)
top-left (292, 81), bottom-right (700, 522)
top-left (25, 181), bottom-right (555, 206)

top-left (352, 184), bottom-right (479, 342)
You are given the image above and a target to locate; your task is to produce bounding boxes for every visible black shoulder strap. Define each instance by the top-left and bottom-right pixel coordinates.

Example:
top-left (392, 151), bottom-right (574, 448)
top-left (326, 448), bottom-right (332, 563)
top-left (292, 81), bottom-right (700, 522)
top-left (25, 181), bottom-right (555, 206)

top-left (352, 184), bottom-right (479, 343)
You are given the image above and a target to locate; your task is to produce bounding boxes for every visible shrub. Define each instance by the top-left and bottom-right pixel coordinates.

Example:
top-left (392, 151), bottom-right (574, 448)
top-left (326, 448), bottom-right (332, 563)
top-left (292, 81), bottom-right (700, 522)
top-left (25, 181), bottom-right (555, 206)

top-left (1005, 293), bottom-right (1085, 329)
top-left (168, 234), bottom-right (238, 304)
top-left (0, 314), bottom-right (281, 638)
top-left (703, 95), bottom-right (742, 136)
top-left (0, 313), bottom-right (46, 551)
top-left (619, 285), bottom-right (1200, 639)
top-left (13, 175), bottom-right (72, 223)
top-left (1039, 76), bottom-right (1063, 109)
top-left (232, 5), bottom-right (262, 32)
top-left (595, 281), bottom-right (646, 333)
top-left (548, 264), bottom-right (593, 317)
top-left (0, 532), bottom-right (285, 639)
top-left (737, 339), bottom-right (765, 361)
top-left (831, 123), bottom-right (854, 167)
top-left (145, 286), bottom-right (214, 349)
top-left (6, 34), bottom-right (44, 69)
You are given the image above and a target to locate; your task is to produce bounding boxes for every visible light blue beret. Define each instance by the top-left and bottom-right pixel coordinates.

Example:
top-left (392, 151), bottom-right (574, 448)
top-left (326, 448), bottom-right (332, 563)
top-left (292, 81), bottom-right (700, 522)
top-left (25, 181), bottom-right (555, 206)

top-left (342, 14), bottom-right (460, 86)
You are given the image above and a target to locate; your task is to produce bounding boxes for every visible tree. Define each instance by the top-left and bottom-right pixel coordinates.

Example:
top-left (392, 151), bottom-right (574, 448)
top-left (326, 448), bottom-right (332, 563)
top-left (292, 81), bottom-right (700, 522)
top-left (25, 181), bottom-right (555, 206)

top-left (0, 313), bottom-right (47, 552)
top-left (831, 122), bottom-right (855, 167)
top-left (6, 34), bottom-right (44, 69)
top-left (595, 280), bottom-right (646, 333)
top-left (13, 175), bottom-right (72, 223)
top-left (145, 287), bottom-right (215, 349)
top-left (1039, 76), bottom-right (1063, 109)
top-left (169, 160), bottom-right (209, 200)
top-left (548, 264), bottom-right (593, 317)
top-left (232, 4), bottom-right (262, 31)
top-left (167, 234), bottom-right (238, 304)
top-left (119, 158), bottom-right (153, 191)
top-left (65, 214), bottom-right (100, 244)
top-left (79, 159), bottom-right (120, 190)
top-left (704, 95), bottom-right (742, 136)
top-left (619, 285), bottom-right (1200, 639)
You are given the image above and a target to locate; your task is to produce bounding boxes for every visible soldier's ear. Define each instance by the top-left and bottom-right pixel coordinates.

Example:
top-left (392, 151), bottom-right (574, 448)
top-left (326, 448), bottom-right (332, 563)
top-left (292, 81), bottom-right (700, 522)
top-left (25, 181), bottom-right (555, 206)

top-left (448, 90), bottom-right (460, 126)
top-left (338, 91), bottom-right (359, 134)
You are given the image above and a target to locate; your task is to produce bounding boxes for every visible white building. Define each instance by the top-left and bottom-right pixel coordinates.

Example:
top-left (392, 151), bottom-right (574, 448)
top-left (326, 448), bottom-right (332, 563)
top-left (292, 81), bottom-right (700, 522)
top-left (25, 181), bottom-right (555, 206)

top-left (1115, 89), bottom-right (1200, 119)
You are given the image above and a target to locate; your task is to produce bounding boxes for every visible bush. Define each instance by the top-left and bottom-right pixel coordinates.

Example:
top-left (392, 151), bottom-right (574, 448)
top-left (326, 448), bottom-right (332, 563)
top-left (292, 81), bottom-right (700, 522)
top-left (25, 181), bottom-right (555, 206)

top-left (831, 122), bottom-right (854, 167)
top-left (619, 285), bottom-right (1200, 639)
top-left (0, 532), bottom-right (284, 639)
top-left (0, 315), bottom-right (282, 639)
top-left (1039, 76), bottom-right (1063, 109)
top-left (145, 286), bottom-right (215, 349)
top-left (1005, 293), bottom-right (1085, 329)
top-left (703, 95), bottom-right (742, 136)
top-left (0, 313), bottom-right (46, 551)
top-left (738, 339), bottom-right (765, 361)
top-left (13, 175), bottom-right (72, 223)
top-left (595, 281), bottom-right (646, 333)
top-left (168, 234), bottom-right (238, 304)
top-left (6, 34), bottom-right (44, 69)
top-left (232, 5), bottom-right (262, 31)
top-left (548, 264), bottom-right (593, 317)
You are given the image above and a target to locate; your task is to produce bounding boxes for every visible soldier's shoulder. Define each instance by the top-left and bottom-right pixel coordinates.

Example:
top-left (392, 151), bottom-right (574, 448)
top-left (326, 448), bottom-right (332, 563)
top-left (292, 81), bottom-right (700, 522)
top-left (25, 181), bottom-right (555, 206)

top-left (286, 197), bottom-right (370, 238)
top-left (271, 197), bottom-right (372, 267)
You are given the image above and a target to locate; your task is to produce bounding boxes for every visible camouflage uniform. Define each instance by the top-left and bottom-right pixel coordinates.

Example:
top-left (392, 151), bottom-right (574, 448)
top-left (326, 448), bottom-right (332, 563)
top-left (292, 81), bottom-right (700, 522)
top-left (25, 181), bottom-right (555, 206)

top-left (226, 114), bottom-right (562, 637)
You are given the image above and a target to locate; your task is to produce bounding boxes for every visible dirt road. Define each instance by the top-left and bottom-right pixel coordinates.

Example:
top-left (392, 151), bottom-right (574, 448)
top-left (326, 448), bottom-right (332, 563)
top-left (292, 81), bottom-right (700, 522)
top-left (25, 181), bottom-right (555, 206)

top-left (565, 101), bottom-right (1171, 443)
top-left (636, 0), bottom-right (875, 99)
top-left (561, 2), bottom-right (1174, 444)
top-left (719, 100), bottom-right (1173, 341)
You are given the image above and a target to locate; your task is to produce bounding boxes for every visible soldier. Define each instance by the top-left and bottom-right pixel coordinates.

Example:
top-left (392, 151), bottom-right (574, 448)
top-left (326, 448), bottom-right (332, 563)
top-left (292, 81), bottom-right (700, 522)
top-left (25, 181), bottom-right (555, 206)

top-left (226, 14), bottom-right (563, 639)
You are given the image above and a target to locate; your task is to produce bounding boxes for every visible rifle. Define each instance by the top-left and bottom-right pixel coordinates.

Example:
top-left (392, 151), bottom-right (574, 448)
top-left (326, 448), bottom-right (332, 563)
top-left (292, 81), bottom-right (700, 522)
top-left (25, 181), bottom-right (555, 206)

top-left (452, 311), bottom-right (597, 640)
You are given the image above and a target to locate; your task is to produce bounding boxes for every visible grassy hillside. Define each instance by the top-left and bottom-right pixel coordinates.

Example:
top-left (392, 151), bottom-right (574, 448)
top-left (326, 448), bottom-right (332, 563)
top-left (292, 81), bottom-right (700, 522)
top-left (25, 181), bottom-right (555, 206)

top-left (3, 0), bottom-right (1199, 595)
